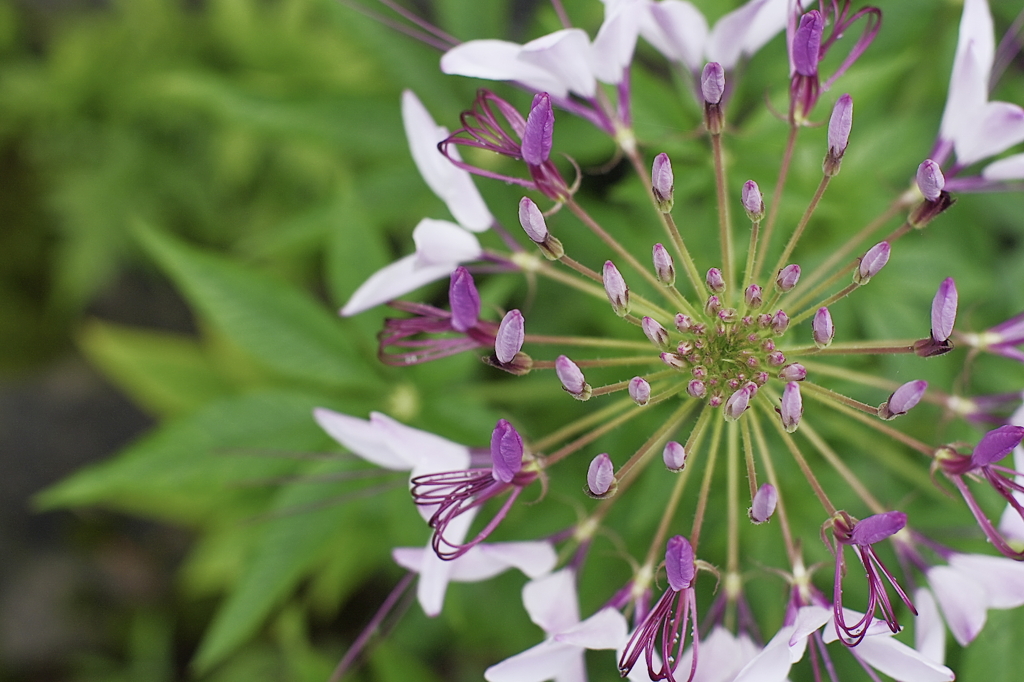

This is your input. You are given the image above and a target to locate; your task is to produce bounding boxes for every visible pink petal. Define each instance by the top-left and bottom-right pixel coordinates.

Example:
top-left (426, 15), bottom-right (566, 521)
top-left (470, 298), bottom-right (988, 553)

top-left (401, 91), bottom-right (492, 231)
top-left (853, 634), bottom-right (954, 682)
top-left (523, 569), bottom-right (580, 635)
top-left (927, 565), bottom-right (988, 646)
top-left (440, 40), bottom-right (568, 96)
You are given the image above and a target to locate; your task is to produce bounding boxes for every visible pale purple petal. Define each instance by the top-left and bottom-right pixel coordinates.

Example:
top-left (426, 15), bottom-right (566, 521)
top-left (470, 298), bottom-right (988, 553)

top-left (518, 29), bottom-right (597, 98)
top-left (949, 553), bottom-right (1024, 609)
top-left (665, 535), bottom-right (695, 591)
top-left (401, 90), bottom-right (493, 231)
top-left (852, 633), bottom-right (955, 682)
top-left (750, 483), bottom-right (778, 523)
top-left (775, 264), bottom-right (800, 291)
top-left (812, 307), bottom-right (834, 347)
top-left (522, 93), bottom-right (554, 166)
top-left (652, 153), bottom-right (674, 206)
top-left (519, 197), bottom-right (549, 242)
top-left (955, 100), bottom-right (1024, 166)
top-left (931, 277), bottom-right (958, 343)
top-left (850, 510), bottom-right (906, 545)
top-left (495, 310), bottom-right (525, 365)
top-left (856, 241), bottom-right (890, 282)
top-left (940, 0), bottom-right (993, 146)
top-left (779, 382), bottom-right (802, 433)
top-left (663, 441), bottom-right (687, 471)
top-left (523, 568), bottom-right (580, 635)
top-left (827, 94), bottom-right (853, 155)
top-left (441, 40), bottom-right (568, 97)
top-left (701, 62), bottom-right (725, 104)
top-left (484, 639), bottom-right (583, 682)
top-left (555, 355), bottom-right (588, 396)
top-left (491, 418), bottom-right (524, 482)
top-left (885, 380), bottom-right (928, 418)
top-left (591, 0), bottom-right (642, 84)
top-left (742, 180), bottom-right (763, 216)
top-left (927, 565), bottom-right (988, 646)
top-left (554, 607), bottom-right (628, 649)
top-left (641, 0), bottom-right (709, 72)
top-left (971, 424), bottom-right (1024, 467)
top-left (587, 453), bottom-right (615, 495)
top-left (917, 159), bottom-right (945, 201)
top-left (983, 152), bottom-right (1024, 181)
top-left (448, 541), bottom-right (558, 582)
top-left (413, 218), bottom-right (484, 267)
top-left (706, 0), bottom-right (789, 70)
top-left (913, 587), bottom-right (946, 665)
top-left (449, 266), bottom-right (480, 332)
top-left (791, 11), bottom-right (823, 77)
top-left (628, 377), bottom-right (651, 406)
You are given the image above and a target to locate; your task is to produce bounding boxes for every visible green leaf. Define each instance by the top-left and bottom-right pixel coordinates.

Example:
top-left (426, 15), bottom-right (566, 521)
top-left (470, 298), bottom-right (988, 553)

top-left (78, 319), bottom-right (234, 418)
top-left (134, 222), bottom-right (374, 388)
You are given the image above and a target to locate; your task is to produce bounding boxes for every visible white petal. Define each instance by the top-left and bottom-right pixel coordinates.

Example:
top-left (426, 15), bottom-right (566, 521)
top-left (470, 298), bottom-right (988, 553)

top-left (591, 0), bottom-right (642, 84)
top-left (998, 440), bottom-right (1024, 541)
top-left (914, 587), bottom-right (946, 665)
top-left (449, 541), bottom-right (558, 582)
top-left (733, 625), bottom-right (796, 682)
top-left (412, 218), bottom-right (483, 267)
top-left (340, 252), bottom-right (455, 316)
top-left (641, 1), bottom-right (709, 72)
top-left (940, 39), bottom-right (990, 150)
top-left (692, 626), bottom-right (756, 682)
top-left (706, 0), bottom-right (788, 70)
top-left (441, 40), bottom-right (569, 97)
top-left (949, 553), bottom-right (1024, 609)
top-left (312, 408), bottom-right (411, 469)
top-left (392, 546), bottom-right (424, 573)
top-left (853, 634), bottom-right (955, 682)
top-left (822, 609), bottom-right (894, 644)
top-left (370, 412), bottom-right (470, 477)
top-left (955, 99), bottom-right (1024, 166)
top-left (982, 152), bottom-right (1024, 181)
top-left (955, 0), bottom-right (995, 82)
top-left (401, 91), bottom-right (492, 232)
top-left (523, 569), bottom-right (580, 635)
top-left (518, 29), bottom-right (597, 99)
top-left (485, 640), bottom-right (582, 682)
top-left (789, 605), bottom-right (831, 652)
top-left (554, 608), bottom-right (628, 649)
top-left (927, 565), bottom-right (988, 646)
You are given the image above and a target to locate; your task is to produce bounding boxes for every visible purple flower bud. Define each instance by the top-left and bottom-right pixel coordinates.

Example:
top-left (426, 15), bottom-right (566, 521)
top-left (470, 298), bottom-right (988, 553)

top-left (971, 425), bottom-right (1024, 467)
top-left (779, 382), bottom-right (803, 433)
top-left (723, 383), bottom-right (754, 421)
top-left (701, 62), bottom-right (725, 105)
top-left (449, 266), bottom-right (480, 333)
top-left (704, 295), bottom-right (722, 316)
top-left (793, 11), bottom-right (824, 77)
top-left (917, 159), bottom-right (945, 201)
top-left (555, 355), bottom-right (591, 400)
top-left (642, 317), bottom-right (668, 348)
top-left (587, 453), bottom-right (615, 496)
top-left (779, 363), bottom-right (807, 381)
top-left (490, 419), bottom-right (524, 483)
top-left (749, 483), bottom-right (778, 524)
top-left (742, 180), bottom-right (764, 220)
top-left (518, 196), bottom-right (548, 242)
top-left (775, 264), bottom-right (801, 292)
top-left (687, 379), bottom-right (707, 399)
top-left (744, 284), bottom-right (763, 309)
top-left (706, 268), bottom-right (726, 293)
top-left (931, 277), bottom-right (958, 343)
top-left (854, 241), bottom-right (890, 284)
top-left (675, 314), bottom-right (692, 332)
top-left (629, 377), bottom-right (651, 406)
top-left (661, 352), bottom-right (686, 370)
top-left (652, 153), bottom-right (674, 211)
top-left (665, 535), bottom-right (695, 591)
top-left (849, 511), bottom-right (906, 546)
top-left (827, 94), bottom-right (853, 157)
top-left (652, 243), bottom-right (675, 285)
top-left (878, 379), bottom-right (928, 420)
top-left (522, 93), bottom-right (554, 166)
top-left (771, 310), bottom-right (790, 335)
top-left (603, 261), bottom-right (629, 317)
top-left (663, 441), bottom-right (687, 472)
top-left (495, 309), bottom-right (525, 364)
top-left (812, 307), bottom-right (834, 348)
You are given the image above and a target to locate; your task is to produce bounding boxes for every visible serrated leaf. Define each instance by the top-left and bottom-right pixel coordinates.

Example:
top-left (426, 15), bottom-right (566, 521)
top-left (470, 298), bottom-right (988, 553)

top-left (134, 223), bottom-right (374, 388)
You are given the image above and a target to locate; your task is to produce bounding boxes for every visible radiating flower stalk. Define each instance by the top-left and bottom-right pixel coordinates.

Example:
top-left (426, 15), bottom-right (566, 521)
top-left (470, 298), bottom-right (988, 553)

top-left (321, 1), bottom-right (1024, 680)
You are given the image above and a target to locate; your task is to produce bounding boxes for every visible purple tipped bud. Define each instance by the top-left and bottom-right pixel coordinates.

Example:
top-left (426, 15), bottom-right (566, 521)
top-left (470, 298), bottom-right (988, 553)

top-left (878, 380), bottom-right (928, 420)
top-left (652, 153), bottom-right (675, 212)
top-left (665, 535), bottom-right (695, 591)
top-left (675, 314), bottom-right (692, 332)
top-left (779, 382), bottom-right (803, 432)
top-left (766, 351), bottom-right (786, 366)
top-left (701, 62), bottom-right (725, 105)
top-left (812, 307), bottom-right (834, 348)
top-left (642, 316), bottom-right (670, 348)
top-left (931, 277), bottom-right (958, 343)
top-left (652, 243), bottom-right (676, 285)
top-left (744, 284), bottom-right (763, 309)
top-left (706, 268), bottom-right (726, 293)
top-left (555, 355), bottom-right (591, 400)
top-left (587, 453), bottom-right (616, 496)
top-left (603, 261), bottom-right (630, 317)
top-left (749, 483), bottom-right (778, 524)
top-left (661, 352), bottom-right (686, 370)
top-left (825, 94), bottom-right (853, 176)
top-left (704, 295), bottom-right (722, 316)
top-left (723, 383), bottom-right (754, 421)
top-left (663, 441), bottom-right (687, 472)
top-left (971, 425), bottom-right (1024, 467)
top-left (779, 363), bottom-right (807, 381)
top-left (518, 197), bottom-right (548, 242)
top-left (917, 159), bottom-right (945, 202)
top-left (742, 180), bottom-right (764, 220)
top-left (849, 511), bottom-right (906, 546)
top-left (854, 241), bottom-right (890, 284)
top-left (522, 93), bottom-right (554, 166)
top-left (793, 11), bottom-right (824, 77)
top-left (495, 309), bottom-right (525, 364)
top-left (629, 377), bottom-right (651, 406)
top-left (449, 266), bottom-right (480, 332)
top-left (771, 310), bottom-right (790, 335)
top-left (687, 379), bottom-right (707, 399)
top-left (490, 419), bottom-right (524, 483)
top-left (775, 264), bottom-right (801, 292)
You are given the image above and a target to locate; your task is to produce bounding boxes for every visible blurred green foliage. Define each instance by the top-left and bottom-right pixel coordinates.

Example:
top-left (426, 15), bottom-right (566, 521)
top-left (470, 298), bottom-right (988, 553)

top-left (5, 0), bottom-right (1024, 680)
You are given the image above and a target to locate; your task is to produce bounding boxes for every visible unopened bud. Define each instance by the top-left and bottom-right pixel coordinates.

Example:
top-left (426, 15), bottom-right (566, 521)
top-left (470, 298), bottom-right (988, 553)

top-left (661, 352), bottom-right (686, 370)
top-left (724, 383), bottom-right (755, 421)
top-left (771, 310), bottom-right (790, 335)
top-left (778, 382), bottom-right (803, 432)
top-left (705, 295), bottom-right (722, 316)
top-left (642, 316), bottom-right (670, 348)
top-left (744, 284), bottom-right (763, 309)
top-left (663, 441), bottom-right (687, 472)
top-left (878, 380), bottom-right (927, 420)
top-left (706, 268), bottom-right (726, 293)
top-left (490, 419), bottom-right (524, 483)
top-left (775, 264), bottom-right (801, 292)
top-left (518, 197), bottom-right (548, 242)
top-left (749, 483), bottom-right (778, 524)
top-left (917, 159), bottom-right (944, 201)
top-left (854, 241), bottom-right (890, 284)
top-left (687, 379), bottom-right (707, 399)
top-left (793, 11), bottom-right (824, 77)
top-left (495, 309), bottom-right (525, 364)
top-left (522, 93), bottom-right (554, 166)
top-left (702, 62), bottom-right (725, 134)
top-left (586, 453), bottom-right (616, 497)
top-left (603, 261), bottom-right (629, 316)
top-left (824, 94), bottom-right (853, 176)
top-left (812, 307), bottom-right (834, 348)
top-left (778, 363), bottom-right (807, 381)
top-left (652, 153), bottom-right (675, 212)
top-left (675, 314), bottom-right (692, 332)
top-left (556, 355), bottom-right (591, 400)
top-left (652, 243), bottom-right (675, 285)
top-left (449, 266), bottom-right (480, 332)
top-left (742, 180), bottom-right (764, 220)
top-left (629, 377), bottom-right (651, 406)
top-left (931, 277), bottom-right (957, 343)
